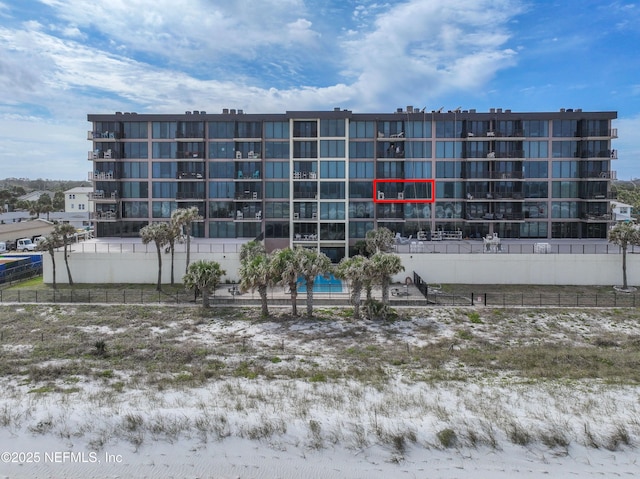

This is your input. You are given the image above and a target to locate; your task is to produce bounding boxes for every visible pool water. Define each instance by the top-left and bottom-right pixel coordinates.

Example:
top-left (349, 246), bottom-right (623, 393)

top-left (296, 274), bottom-right (343, 293)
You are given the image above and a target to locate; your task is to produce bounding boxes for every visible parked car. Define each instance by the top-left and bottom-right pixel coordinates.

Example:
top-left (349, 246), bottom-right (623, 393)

top-left (16, 238), bottom-right (36, 252)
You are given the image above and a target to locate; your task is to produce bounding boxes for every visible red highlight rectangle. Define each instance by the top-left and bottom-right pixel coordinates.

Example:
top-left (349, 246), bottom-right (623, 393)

top-left (373, 179), bottom-right (435, 203)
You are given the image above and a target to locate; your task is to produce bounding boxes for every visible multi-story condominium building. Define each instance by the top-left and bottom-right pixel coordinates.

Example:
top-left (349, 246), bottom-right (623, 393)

top-left (87, 107), bottom-right (617, 262)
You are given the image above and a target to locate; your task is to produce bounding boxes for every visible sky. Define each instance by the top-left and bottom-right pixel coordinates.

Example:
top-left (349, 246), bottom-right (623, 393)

top-left (0, 0), bottom-right (639, 181)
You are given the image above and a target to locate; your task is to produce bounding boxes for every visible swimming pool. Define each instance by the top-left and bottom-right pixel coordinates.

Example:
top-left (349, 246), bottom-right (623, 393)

top-left (296, 274), bottom-right (343, 293)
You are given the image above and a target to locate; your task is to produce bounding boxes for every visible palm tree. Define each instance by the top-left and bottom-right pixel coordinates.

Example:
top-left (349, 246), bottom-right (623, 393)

top-left (239, 253), bottom-right (272, 317)
top-left (365, 227), bottom-right (395, 254)
top-left (270, 247), bottom-right (300, 316)
top-left (171, 206), bottom-right (202, 274)
top-left (165, 219), bottom-right (182, 285)
top-left (140, 222), bottom-right (171, 291)
top-left (294, 247), bottom-right (332, 317)
top-left (183, 260), bottom-right (226, 309)
top-left (54, 223), bottom-right (77, 286)
top-left (240, 240), bottom-right (265, 262)
top-left (370, 252), bottom-right (405, 305)
top-left (28, 201), bottom-right (42, 218)
top-left (36, 233), bottom-right (61, 289)
top-left (335, 255), bottom-right (369, 320)
top-left (609, 222), bottom-right (640, 290)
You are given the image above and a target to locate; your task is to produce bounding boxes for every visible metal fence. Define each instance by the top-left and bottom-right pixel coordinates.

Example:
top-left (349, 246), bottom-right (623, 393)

top-left (397, 241), bottom-right (633, 255)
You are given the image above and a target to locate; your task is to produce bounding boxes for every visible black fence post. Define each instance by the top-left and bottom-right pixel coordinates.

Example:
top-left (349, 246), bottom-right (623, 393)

top-left (471, 293), bottom-right (474, 306)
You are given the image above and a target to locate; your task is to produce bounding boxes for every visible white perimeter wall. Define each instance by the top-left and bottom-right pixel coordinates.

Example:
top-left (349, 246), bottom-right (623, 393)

top-left (43, 250), bottom-right (640, 286)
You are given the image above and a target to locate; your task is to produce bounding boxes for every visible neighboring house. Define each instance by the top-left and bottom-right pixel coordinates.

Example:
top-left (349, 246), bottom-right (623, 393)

top-left (64, 187), bottom-right (93, 214)
top-left (611, 201), bottom-right (634, 222)
top-left (17, 190), bottom-right (54, 203)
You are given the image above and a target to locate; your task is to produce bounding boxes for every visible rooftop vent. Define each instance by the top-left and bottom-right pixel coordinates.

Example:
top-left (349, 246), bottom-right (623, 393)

top-left (230, 109), bottom-right (236, 114)
top-left (406, 105), bottom-right (413, 113)
top-left (396, 107), bottom-right (403, 113)
top-left (223, 108), bottom-right (229, 114)
top-left (237, 109), bottom-right (243, 114)
top-left (185, 111), bottom-right (192, 115)
top-left (334, 107), bottom-right (341, 112)
top-left (200, 110), bottom-right (206, 114)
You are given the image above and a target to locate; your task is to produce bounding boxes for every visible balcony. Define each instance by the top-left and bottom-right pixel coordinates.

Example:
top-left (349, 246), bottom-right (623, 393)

top-left (92, 210), bottom-right (118, 221)
top-left (88, 171), bottom-right (115, 181)
top-left (176, 191), bottom-right (206, 201)
top-left (90, 190), bottom-right (118, 202)
top-left (177, 172), bottom-right (204, 179)
top-left (293, 171), bottom-right (317, 180)
top-left (234, 190), bottom-right (260, 201)
top-left (236, 170), bottom-right (261, 180)
top-left (88, 149), bottom-right (117, 160)
top-left (88, 131), bottom-right (120, 140)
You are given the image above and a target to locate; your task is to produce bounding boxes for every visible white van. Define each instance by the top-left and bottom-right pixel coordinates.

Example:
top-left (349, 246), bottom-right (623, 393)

top-left (16, 238), bottom-right (36, 252)
top-left (0, 242), bottom-right (6, 253)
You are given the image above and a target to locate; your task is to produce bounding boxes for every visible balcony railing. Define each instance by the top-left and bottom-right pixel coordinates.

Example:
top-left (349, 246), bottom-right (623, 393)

top-left (88, 149), bottom-right (117, 160)
top-left (88, 171), bottom-right (115, 181)
top-left (176, 192), bottom-right (206, 200)
top-left (88, 131), bottom-right (121, 140)
top-left (90, 191), bottom-right (118, 201)
top-left (176, 172), bottom-right (204, 179)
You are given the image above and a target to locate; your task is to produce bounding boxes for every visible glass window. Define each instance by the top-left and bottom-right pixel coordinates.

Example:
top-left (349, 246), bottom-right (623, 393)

top-left (265, 162), bottom-right (289, 178)
top-left (152, 142), bottom-right (177, 159)
top-left (349, 221), bottom-right (374, 239)
top-left (435, 161), bottom-right (463, 178)
top-left (122, 201), bottom-right (149, 218)
top-left (209, 121), bottom-right (234, 138)
top-left (523, 161), bottom-right (548, 178)
top-left (151, 182), bottom-right (176, 198)
top-left (435, 183), bottom-right (464, 199)
top-left (151, 122), bottom-right (176, 139)
top-left (265, 121), bottom-right (289, 139)
top-left (265, 182), bottom-right (289, 198)
top-left (121, 162), bottom-right (148, 178)
top-left (152, 162), bottom-right (177, 178)
top-left (209, 141), bottom-right (235, 159)
top-left (523, 141), bottom-right (548, 158)
top-left (378, 121), bottom-right (404, 137)
top-left (348, 141), bottom-right (374, 158)
top-left (524, 181), bottom-right (548, 198)
top-left (293, 141), bottom-right (317, 158)
top-left (319, 182), bottom-right (345, 199)
top-left (320, 140), bottom-right (345, 157)
top-left (123, 142), bottom-right (148, 159)
top-left (265, 141), bottom-right (290, 159)
top-left (552, 181), bottom-right (578, 198)
top-left (209, 221), bottom-right (235, 238)
top-left (320, 202), bottom-right (345, 220)
top-left (122, 122), bottom-right (148, 139)
top-left (121, 181), bottom-right (148, 198)
top-left (293, 121), bottom-right (317, 137)
top-left (235, 122), bottom-right (261, 138)
top-left (208, 181), bottom-right (235, 199)
top-left (176, 121), bottom-right (204, 138)
top-left (552, 120), bottom-right (578, 137)
top-left (152, 201), bottom-right (177, 218)
top-left (349, 202), bottom-right (374, 219)
top-left (320, 160), bottom-right (345, 178)
top-left (552, 161), bottom-right (579, 178)
top-left (405, 141), bottom-right (431, 159)
top-left (523, 120), bottom-right (548, 137)
top-left (406, 121), bottom-right (431, 138)
top-left (436, 120), bottom-right (462, 138)
top-left (349, 181), bottom-right (372, 199)
top-left (265, 221), bottom-right (290, 238)
top-left (436, 141), bottom-right (463, 158)
top-left (320, 119), bottom-right (345, 137)
top-left (405, 161), bottom-right (432, 178)
top-left (319, 223), bottom-right (345, 241)
top-left (348, 161), bottom-right (374, 179)
top-left (208, 201), bottom-right (234, 219)
top-left (524, 202), bottom-right (548, 219)
top-left (209, 162), bottom-right (234, 178)
top-left (349, 121), bottom-right (375, 138)
top-left (551, 201), bottom-right (578, 218)
top-left (265, 202), bottom-right (290, 219)
top-left (376, 161), bottom-right (404, 178)
top-left (552, 141), bottom-right (579, 158)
